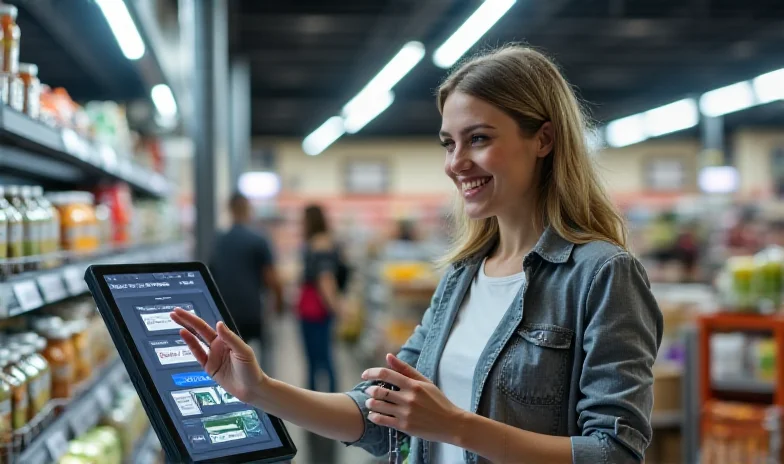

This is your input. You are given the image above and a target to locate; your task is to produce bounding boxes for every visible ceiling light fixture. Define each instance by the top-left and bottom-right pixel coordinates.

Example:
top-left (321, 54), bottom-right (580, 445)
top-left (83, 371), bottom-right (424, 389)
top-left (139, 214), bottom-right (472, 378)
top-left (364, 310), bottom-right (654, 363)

top-left (433, 0), bottom-right (517, 69)
top-left (343, 41), bottom-right (424, 118)
top-left (302, 116), bottom-right (345, 156)
top-left (151, 84), bottom-right (178, 119)
top-left (644, 98), bottom-right (699, 137)
top-left (606, 114), bottom-right (646, 148)
top-left (699, 81), bottom-right (755, 117)
top-left (343, 91), bottom-right (395, 134)
top-left (753, 68), bottom-right (784, 104)
top-left (95, 0), bottom-right (146, 60)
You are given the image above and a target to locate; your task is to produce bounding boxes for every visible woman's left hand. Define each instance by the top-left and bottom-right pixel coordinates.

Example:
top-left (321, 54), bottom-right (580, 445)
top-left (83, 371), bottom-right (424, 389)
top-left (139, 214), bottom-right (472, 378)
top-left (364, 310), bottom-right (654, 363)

top-left (362, 354), bottom-right (464, 444)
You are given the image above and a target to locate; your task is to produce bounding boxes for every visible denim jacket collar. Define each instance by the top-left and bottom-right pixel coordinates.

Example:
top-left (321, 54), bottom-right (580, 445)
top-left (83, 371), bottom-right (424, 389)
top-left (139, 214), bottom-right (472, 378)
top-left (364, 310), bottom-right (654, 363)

top-left (453, 226), bottom-right (575, 270)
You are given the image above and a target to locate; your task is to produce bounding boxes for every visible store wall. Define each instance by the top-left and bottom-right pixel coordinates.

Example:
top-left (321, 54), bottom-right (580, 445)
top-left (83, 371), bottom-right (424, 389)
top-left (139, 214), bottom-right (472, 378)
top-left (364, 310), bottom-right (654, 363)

top-left (734, 129), bottom-right (784, 198)
top-left (252, 139), bottom-right (451, 196)
top-left (253, 132), bottom-right (781, 199)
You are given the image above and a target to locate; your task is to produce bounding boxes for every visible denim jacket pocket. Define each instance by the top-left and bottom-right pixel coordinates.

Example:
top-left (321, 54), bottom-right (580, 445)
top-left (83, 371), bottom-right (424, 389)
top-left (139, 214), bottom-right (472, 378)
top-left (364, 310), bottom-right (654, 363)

top-left (500, 323), bottom-right (574, 407)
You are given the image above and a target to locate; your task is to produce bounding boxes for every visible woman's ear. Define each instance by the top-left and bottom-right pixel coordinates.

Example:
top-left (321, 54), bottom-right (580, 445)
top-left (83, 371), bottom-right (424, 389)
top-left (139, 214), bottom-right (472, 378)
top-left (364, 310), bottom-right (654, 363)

top-left (536, 122), bottom-right (554, 158)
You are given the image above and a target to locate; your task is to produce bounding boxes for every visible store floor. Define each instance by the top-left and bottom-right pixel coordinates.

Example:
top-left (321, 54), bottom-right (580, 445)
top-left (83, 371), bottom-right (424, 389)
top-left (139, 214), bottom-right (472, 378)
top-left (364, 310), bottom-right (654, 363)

top-left (268, 314), bottom-right (376, 464)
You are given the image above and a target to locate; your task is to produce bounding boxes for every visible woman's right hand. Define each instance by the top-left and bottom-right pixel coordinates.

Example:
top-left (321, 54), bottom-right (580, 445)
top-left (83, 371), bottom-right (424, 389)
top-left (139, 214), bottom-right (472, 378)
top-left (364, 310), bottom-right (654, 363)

top-left (170, 308), bottom-right (268, 404)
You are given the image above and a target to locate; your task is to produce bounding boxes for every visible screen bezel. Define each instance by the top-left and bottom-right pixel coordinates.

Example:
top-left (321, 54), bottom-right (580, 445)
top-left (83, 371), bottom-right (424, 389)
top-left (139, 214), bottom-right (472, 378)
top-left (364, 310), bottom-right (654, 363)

top-left (87, 262), bottom-right (296, 464)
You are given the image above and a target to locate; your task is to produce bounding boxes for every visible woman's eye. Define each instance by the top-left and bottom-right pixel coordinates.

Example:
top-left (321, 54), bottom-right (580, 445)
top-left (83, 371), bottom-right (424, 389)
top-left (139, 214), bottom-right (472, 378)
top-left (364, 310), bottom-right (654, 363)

top-left (440, 140), bottom-right (455, 151)
top-left (471, 135), bottom-right (488, 145)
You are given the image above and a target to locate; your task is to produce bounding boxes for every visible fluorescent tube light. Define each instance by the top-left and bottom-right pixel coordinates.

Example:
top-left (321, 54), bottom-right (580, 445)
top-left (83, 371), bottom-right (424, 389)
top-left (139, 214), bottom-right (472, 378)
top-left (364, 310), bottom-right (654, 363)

top-left (606, 114), bottom-right (646, 148)
top-left (343, 41), bottom-right (424, 117)
top-left (699, 81), bottom-right (755, 117)
top-left (753, 68), bottom-right (784, 104)
top-left (96, 0), bottom-right (146, 60)
top-left (644, 98), bottom-right (699, 137)
top-left (151, 84), bottom-right (178, 118)
top-left (344, 91), bottom-right (395, 134)
top-left (303, 117), bottom-right (345, 156)
top-left (433, 0), bottom-right (516, 69)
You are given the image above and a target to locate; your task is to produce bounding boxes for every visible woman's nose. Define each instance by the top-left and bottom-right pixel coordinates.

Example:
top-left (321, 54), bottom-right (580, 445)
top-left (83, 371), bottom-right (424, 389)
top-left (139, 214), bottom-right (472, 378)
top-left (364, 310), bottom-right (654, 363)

top-left (449, 146), bottom-right (472, 174)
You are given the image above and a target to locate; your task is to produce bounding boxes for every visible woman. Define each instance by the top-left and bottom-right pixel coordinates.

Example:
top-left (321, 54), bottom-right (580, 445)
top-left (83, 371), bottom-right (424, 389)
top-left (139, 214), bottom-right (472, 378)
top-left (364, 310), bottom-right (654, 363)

top-left (296, 204), bottom-right (341, 393)
top-left (172, 45), bottom-right (661, 464)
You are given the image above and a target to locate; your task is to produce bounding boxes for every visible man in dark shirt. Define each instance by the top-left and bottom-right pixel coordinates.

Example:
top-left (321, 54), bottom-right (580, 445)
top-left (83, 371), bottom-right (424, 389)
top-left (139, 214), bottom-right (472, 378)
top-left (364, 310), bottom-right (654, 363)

top-left (209, 192), bottom-right (283, 374)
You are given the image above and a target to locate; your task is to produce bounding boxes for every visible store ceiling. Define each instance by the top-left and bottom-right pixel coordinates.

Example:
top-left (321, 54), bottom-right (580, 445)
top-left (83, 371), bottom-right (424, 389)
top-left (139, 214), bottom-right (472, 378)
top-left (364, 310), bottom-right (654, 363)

top-left (233, 0), bottom-right (784, 137)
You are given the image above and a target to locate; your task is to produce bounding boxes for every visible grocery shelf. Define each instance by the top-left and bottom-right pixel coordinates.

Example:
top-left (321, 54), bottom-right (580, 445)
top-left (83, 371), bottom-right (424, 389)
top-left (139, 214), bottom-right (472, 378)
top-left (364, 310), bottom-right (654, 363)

top-left (712, 378), bottom-right (775, 395)
top-left (651, 411), bottom-right (682, 429)
top-left (0, 106), bottom-right (169, 198)
top-left (0, 241), bottom-right (190, 318)
top-left (128, 425), bottom-right (159, 464)
top-left (18, 358), bottom-right (127, 464)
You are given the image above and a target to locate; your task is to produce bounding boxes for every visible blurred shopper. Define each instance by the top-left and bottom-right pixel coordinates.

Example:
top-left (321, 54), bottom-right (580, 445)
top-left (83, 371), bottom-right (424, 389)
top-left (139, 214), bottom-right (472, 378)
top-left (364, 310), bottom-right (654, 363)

top-left (209, 192), bottom-right (283, 374)
top-left (173, 45), bottom-right (661, 464)
top-left (296, 204), bottom-right (340, 393)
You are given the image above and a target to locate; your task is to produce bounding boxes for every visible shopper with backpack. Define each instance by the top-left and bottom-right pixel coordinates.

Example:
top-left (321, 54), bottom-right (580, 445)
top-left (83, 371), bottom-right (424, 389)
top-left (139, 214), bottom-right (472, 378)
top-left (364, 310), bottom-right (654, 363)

top-left (296, 204), bottom-right (342, 393)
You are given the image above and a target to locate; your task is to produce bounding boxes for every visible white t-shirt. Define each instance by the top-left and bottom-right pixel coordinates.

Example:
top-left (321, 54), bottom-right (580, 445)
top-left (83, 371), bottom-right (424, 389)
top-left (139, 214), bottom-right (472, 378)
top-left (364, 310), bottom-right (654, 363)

top-left (433, 259), bottom-right (526, 464)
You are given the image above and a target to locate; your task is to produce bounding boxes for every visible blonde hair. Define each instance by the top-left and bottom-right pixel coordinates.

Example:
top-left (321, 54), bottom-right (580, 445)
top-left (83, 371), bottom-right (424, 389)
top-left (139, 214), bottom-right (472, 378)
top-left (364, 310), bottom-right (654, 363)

top-left (437, 45), bottom-right (627, 265)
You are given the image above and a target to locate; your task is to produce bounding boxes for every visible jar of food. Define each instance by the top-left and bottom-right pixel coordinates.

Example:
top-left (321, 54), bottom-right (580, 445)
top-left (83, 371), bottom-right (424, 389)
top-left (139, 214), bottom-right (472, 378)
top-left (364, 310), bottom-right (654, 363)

top-left (11, 333), bottom-right (50, 413)
top-left (67, 320), bottom-right (91, 383)
top-left (41, 324), bottom-right (75, 399)
top-left (33, 186), bottom-right (59, 269)
top-left (0, 349), bottom-right (28, 431)
top-left (0, 5), bottom-right (19, 75)
top-left (18, 63), bottom-right (39, 119)
top-left (95, 203), bottom-right (112, 248)
top-left (49, 192), bottom-right (98, 255)
top-left (6, 343), bottom-right (41, 421)
top-left (0, 186), bottom-right (23, 275)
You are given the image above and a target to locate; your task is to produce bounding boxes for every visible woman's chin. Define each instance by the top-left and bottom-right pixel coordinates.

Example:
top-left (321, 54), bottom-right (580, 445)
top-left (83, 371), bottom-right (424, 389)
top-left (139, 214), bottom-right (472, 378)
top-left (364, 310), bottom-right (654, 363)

top-left (464, 205), bottom-right (493, 221)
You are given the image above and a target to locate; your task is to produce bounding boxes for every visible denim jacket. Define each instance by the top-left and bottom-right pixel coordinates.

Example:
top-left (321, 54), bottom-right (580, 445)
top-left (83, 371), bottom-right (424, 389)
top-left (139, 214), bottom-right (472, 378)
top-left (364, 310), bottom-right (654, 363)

top-left (345, 228), bottom-right (663, 463)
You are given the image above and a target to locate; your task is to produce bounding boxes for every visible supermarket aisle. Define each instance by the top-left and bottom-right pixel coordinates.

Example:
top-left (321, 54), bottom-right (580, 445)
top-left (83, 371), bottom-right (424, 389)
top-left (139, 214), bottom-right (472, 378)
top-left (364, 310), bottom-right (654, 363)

top-left (270, 314), bottom-right (375, 464)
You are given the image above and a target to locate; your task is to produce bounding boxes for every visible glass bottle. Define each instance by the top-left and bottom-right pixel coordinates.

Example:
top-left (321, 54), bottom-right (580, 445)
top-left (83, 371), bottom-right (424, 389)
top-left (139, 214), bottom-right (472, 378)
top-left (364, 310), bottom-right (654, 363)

top-left (11, 334), bottom-right (49, 414)
top-left (0, 5), bottom-right (19, 75)
top-left (6, 343), bottom-right (40, 421)
top-left (0, 349), bottom-right (28, 431)
top-left (0, 186), bottom-right (7, 278)
top-left (17, 63), bottom-right (39, 119)
top-left (0, 187), bottom-right (22, 275)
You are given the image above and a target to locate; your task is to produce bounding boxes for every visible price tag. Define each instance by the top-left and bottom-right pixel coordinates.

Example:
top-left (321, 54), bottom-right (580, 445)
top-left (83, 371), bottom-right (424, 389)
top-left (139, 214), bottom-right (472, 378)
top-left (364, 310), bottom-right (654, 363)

top-left (69, 398), bottom-right (98, 437)
top-left (37, 273), bottom-right (67, 303)
top-left (12, 280), bottom-right (43, 313)
top-left (98, 144), bottom-right (118, 171)
top-left (0, 284), bottom-right (14, 318)
top-left (63, 266), bottom-right (85, 296)
top-left (61, 129), bottom-right (90, 161)
top-left (95, 385), bottom-right (113, 411)
top-left (45, 428), bottom-right (70, 461)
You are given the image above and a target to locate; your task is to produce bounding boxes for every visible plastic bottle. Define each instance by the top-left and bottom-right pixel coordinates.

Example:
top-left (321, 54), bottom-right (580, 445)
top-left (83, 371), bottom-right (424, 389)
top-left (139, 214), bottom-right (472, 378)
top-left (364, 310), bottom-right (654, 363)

top-left (0, 186), bottom-right (22, 275)
top-left (0, 349), bottom-right (28, 431)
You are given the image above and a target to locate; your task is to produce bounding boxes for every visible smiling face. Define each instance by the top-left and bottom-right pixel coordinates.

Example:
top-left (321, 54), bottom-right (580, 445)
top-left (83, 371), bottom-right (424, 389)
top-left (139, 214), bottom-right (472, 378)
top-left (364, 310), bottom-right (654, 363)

top-left (439, 91), bottom-right (553, 221)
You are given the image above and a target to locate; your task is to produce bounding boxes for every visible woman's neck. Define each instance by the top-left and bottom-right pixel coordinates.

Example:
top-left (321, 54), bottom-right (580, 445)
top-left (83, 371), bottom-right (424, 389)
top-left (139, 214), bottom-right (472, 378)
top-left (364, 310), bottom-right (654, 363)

top-left (485, 213), bottom-right (544, 276)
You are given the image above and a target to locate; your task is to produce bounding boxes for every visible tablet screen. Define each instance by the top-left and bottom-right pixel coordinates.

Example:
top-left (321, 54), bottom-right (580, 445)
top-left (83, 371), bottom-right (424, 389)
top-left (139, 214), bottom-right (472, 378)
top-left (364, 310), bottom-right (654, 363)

top-left (103, 270), bottom-right (285, 461)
